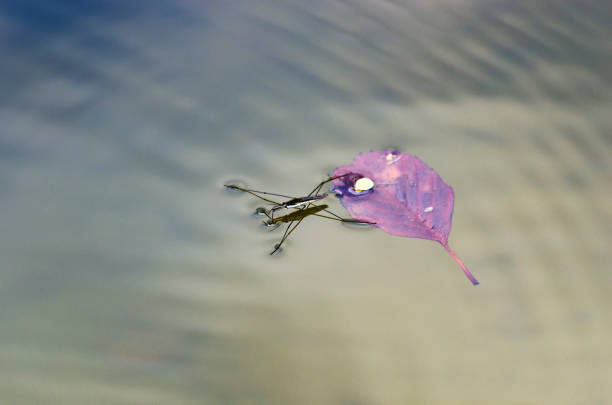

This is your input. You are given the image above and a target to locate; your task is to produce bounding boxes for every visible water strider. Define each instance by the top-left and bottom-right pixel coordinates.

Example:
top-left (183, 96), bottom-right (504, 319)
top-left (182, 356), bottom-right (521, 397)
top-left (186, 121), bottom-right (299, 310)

top-left (224, 173), bottom-right (373, 255)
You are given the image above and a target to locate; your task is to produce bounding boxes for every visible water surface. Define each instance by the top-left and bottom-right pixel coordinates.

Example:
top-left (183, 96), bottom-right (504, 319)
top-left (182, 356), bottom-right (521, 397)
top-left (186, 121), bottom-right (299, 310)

top-left (1, 1), bottom-right (611, 404)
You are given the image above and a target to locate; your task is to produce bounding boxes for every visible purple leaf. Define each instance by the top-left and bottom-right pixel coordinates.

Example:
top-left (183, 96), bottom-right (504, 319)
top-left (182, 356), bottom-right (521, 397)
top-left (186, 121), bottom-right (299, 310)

top-left (332, 150), bottom-right (479, 285)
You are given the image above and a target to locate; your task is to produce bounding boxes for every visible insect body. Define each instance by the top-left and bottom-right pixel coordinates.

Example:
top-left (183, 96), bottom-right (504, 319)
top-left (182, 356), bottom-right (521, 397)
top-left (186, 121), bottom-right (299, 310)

top-left (271, 194), bottom-right (328, 211)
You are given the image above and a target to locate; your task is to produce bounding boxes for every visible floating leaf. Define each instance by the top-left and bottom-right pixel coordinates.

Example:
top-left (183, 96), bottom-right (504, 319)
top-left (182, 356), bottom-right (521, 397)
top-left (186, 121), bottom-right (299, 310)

top-left (332, 150), bottom-right (479, 285)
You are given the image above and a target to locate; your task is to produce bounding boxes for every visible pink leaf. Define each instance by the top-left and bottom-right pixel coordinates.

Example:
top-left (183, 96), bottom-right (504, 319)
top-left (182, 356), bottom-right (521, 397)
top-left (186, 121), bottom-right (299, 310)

top-left (332, 150), bottom-right (479, 285)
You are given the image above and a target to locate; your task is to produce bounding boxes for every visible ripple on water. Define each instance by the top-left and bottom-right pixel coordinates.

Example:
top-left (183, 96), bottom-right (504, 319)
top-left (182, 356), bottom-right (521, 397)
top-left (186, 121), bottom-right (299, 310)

top-left (253, 207), bottom-right (267, 216)
top-left (259, 220), bottom-right (281, 232)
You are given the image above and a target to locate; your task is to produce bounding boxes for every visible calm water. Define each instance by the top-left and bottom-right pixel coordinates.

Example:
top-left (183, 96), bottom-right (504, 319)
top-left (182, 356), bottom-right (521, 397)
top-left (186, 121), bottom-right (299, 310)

top-left (1, 1), bottom-right (611, 404)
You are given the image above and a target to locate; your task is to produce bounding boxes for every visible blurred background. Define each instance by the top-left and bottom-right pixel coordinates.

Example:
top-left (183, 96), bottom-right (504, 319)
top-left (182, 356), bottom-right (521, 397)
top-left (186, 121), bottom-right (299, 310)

top-left (1, 0), bottom-right (611, 404)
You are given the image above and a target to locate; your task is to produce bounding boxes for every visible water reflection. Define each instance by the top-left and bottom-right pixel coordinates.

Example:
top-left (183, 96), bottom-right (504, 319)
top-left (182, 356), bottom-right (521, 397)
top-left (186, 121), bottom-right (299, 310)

top-left (1, 0), bottom-right (611, 404)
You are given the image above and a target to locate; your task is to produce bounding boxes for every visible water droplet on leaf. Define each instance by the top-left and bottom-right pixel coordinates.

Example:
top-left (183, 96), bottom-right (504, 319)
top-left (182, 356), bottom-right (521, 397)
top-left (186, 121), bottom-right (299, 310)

top-left (354, 177), bottom-right (375, 192)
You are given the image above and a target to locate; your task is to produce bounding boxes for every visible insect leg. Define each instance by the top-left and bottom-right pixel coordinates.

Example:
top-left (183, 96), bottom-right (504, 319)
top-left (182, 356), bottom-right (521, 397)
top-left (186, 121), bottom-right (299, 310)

top-left (312, 213), bottom-right (375, 224)
top-left (270, 218), bottom-right (303, 255)
top-left (269, 182), bottom-right (328, 253)
top-left (223, 185), bottom-right (288, 206)
top-left (261, 210), bottom-right (276, 226)
top-left (307, 202), bottom-right (374, 224)
top-left (305, 173), bottom-right (353, 197)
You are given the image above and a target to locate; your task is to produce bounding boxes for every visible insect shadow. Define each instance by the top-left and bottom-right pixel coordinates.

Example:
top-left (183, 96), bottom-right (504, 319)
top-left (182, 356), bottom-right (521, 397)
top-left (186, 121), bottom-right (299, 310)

top-left (224, 174), bottom-right (374, 255)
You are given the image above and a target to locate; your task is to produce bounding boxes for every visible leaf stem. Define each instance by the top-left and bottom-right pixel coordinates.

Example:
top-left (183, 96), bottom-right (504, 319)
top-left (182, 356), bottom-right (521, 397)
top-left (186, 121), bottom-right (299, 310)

top-left (441, 243), bottom-right (479, 286)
